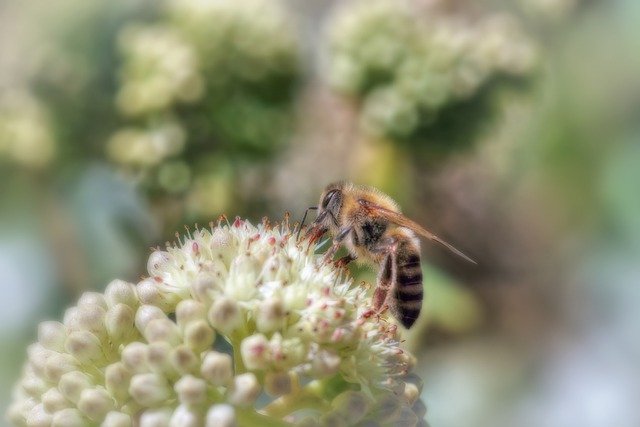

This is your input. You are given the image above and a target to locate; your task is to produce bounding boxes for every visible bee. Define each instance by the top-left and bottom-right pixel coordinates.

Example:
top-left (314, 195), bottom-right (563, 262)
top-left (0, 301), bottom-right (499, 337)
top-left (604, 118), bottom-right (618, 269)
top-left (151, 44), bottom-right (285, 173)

top-left (303, 181), bottom-right (475, 329)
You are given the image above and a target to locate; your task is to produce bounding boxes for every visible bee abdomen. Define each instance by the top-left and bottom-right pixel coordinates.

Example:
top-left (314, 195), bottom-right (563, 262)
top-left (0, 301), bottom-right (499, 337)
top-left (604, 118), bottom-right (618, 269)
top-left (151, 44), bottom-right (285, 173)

top-left (394, 251), bottom-right (423, 329)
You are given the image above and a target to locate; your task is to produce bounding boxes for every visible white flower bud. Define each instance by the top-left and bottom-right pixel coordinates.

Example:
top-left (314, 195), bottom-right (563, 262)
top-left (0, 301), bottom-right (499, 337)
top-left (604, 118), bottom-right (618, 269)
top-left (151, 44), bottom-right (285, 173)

top-left (183, 320), bottom-right (215, 352)
top-left (174, 375), bottom-right (206, 405)
top-left (240, 334), bottom-right (270, 370)
top-left (170, 345), bottom-right (198, 375)
top-left (25, 403), bottom-right (51, 427)
top-left (206, 404), bottom-right (236, 427)
top-left (139, 408), bottom-right (172, 427)
top-left (121, 342), bottom-right (148, 373)
top-left (176, 300), bottom-right (206, 328)
top-left (147, 250), bottom-right (172, 277)
top-left (44, 353), bottom-right (77, 382)
top-left (42, 388), bottom-right (70, 413)
top-left (129, 373), bottom-right (172, 407)
top-left (169, 404), bottom-right (200, 427)
top-left (146, 342), bottom-right (174, 374)
top-left (200, 351), bottom-right (233, 386)
top-left (207, 297), bottom-right (242, 333)
top-left (228, 373), bottom-right (260, 406)
top-left (264, 371), bottom-right (293, 397)
top-left (105, 304), bottom-right (135, 343)
top-left (65, 304), bottom-right (107, 336)
top-left (65, 330), bottom-right (105, 364)
top-left (192, 273), bottom-right (217, 302)
top-left (7, 398), bottom-right (36, 426)
top-left (58, 371), bottom-right (93, 403)
top-left (256, 297), bottom-right (285, 333)
top-left (78, 387), bottom-right (115, 421)
top-left (101, 411), bottom-right (132, 427)
top-left (137, 278), bottom-right (178, 311)
top-left (105, 280), bottom-right (138, 308)
top-left (51, 408), bottom-right (86, 427)
top-left (27, 344), bottom-right (52, 377)
top-left (143, 318), bottom-right (181, 345)
top-left (135, 305), bottom-right (166, 334)
top-left (21, 375), bottom-right (48, 398)
top-left (105, 362), bottom-right (132, 403)
top-left (38, 321), bottom-right (66, 351)
top-left (78, 292), bottom-right (108, 311)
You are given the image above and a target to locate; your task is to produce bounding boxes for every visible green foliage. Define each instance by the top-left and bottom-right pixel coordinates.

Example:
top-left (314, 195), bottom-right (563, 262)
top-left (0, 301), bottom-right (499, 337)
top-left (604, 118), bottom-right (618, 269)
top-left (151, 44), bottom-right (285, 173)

top-left (327, 0), bottom-right (538, 149)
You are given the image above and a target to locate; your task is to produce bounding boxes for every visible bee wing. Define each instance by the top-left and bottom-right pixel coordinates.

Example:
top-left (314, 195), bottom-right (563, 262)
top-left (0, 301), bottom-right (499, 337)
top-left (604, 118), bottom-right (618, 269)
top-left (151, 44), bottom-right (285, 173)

top-left (359, 199), bottom-right (477, 264)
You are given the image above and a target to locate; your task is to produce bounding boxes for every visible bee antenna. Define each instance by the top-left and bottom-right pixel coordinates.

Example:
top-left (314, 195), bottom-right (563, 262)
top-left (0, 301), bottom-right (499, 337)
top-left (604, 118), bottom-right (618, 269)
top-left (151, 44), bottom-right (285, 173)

top-left (296, 206), bottom-right (318, 241)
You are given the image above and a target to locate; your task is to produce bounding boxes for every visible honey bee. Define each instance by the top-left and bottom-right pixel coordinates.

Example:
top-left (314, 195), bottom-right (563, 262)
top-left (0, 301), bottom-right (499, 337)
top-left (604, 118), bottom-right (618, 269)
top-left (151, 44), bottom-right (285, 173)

top-left (303, 181), bottom-right (475, 329)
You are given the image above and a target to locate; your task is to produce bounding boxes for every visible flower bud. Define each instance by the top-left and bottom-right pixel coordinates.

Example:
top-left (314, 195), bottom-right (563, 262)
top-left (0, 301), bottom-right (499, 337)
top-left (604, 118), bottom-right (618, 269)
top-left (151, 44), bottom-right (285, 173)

top-left (412, 399), bottom-right (427, 420)
top-left (147, 251), bottom-right (172, 277)
top-left (129, 373), bottom-right (172, 407)
top-left (169, 404), bottom-right (200, 427)
top-left (25, 403), bottom-right (51, 427)
top-left (402, 382), bottom-right (420, 405)
top-left (175, 300), bottom-right (206, 328)
top-left (137, 278), bottom-right (174, 311)
top-left (42, 388), bottom-right (70, 413)
top-left (183, 320), bottom-right (215, 352)
top-left (200, 351), bottom-right (233, 386)
top-left (192, 273), bottom-right (217, 302)
top-left (135, 305), bottom-right (166, 334)
top-left (240, 334), bottom-right (270, 370)
top-left (207, 297), bottom-right (241, 333)
top-left (44, 353), bottom-right (77, 382)
top-left (256, 297), bottom-right (285, 332)
top-left (78, 387), bottom-right (115, 421)
top-left (78, 292), bottom-right (108, 311)
top-left (374, 393), bottom-right (402, 422)
top-left (146, 342), bottom-right (174, 374)
top-left (105, 304), bottom-right (135, 344)
top-left (105, 362), bottom-right (132, 403)
top-left (59, 371), bottom-right (93, 403)
top-left (139, 408), bottom-right (172, 427)
top-left (52, 408), bottom-right (86, 427)
top-left (228, 373), bottom-right (260, 406)
top-left (121, 342), bottom-right (148, 373)
top-left (38, 321), bottom-right (66, 351)
top-left (206, 404), bottom-right (236, 427)
top-left (174, 375), bottom-right (206, 405)
top-left (65, 330), bottom-right (105, 364)
top-left (170, 345), bottom-right (198, 375)
top-left (264, 371), bottom-right (293, 397)
top-left (143, 318), bottom-right (181, 345)
top-left (21, 375), bottom-right (48, 398)
top-left (105, 280), bottom-right (138, 308)
top-left (65, 304), bottom-right (107, 336)
top-left (394, 406), bottom-right (419, 427)
top-left (101, 411), bottom-right (132, 427)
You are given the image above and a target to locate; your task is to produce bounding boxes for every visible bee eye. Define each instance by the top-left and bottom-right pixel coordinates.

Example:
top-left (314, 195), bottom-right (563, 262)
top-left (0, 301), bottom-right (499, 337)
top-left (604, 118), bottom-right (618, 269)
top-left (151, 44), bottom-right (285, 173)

top-left (322, 190), bottom-right (338, 208)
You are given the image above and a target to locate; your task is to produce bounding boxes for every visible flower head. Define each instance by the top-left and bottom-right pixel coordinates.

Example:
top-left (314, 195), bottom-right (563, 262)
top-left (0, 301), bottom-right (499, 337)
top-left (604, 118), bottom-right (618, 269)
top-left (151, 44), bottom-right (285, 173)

top-left (8, 217), bottom-right (425, 426)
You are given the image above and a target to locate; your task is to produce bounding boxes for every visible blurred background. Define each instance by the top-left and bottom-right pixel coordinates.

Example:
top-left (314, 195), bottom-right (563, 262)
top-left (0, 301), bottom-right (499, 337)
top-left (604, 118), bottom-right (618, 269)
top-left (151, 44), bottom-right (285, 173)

top-left (1, 0), bottom-right (639, 425)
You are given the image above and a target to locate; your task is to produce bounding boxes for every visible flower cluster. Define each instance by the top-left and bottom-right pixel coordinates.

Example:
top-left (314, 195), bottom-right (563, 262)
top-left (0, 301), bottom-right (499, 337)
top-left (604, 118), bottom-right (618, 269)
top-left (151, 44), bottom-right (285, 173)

top-left (0, 91), bottom-right (56, 170)
top-left (7, 218), bottom-right (426, 426)
top-left (107, 0), bottom-right (301, 207)
top-left (326, 0), bottom-right (538, 142)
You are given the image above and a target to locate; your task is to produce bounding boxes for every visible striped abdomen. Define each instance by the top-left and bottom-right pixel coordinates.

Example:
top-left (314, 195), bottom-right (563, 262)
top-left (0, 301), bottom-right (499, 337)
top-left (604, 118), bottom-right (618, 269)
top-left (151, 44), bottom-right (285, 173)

top-left (391, 240), bottom-right (423, 329)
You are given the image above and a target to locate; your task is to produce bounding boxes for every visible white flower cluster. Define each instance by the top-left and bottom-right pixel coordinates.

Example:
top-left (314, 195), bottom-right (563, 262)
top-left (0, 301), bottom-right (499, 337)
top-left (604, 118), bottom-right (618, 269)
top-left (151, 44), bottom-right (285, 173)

top-left (327, 0), bottom-right (538, 140)
top-left (7, 218), bottom-right (425, 426)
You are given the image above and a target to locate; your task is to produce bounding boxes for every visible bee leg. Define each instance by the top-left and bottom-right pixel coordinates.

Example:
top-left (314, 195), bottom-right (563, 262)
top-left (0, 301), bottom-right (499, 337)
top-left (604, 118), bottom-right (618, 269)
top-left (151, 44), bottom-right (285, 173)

top-left (334, 254), bottom-right (356, 269)
top-left (369, 238), bottom-right (398, 313)
top-left (322, 226), bottom-right (353, 263)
